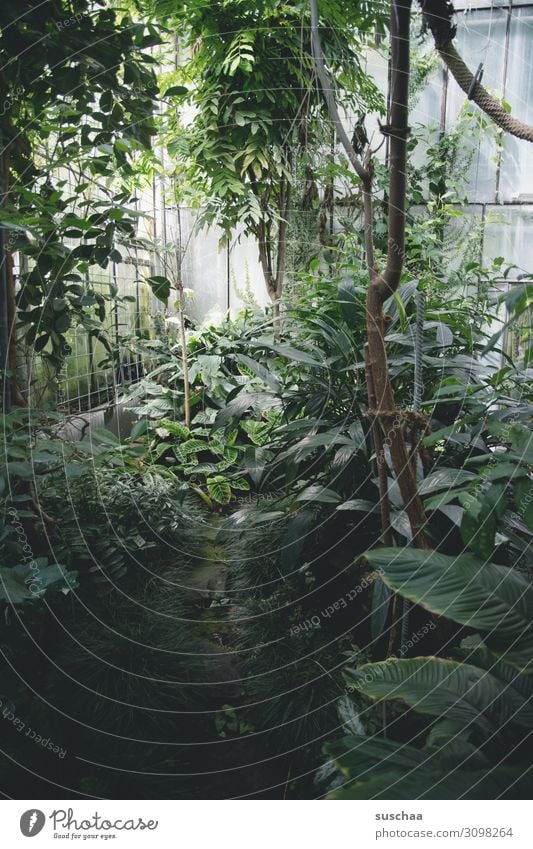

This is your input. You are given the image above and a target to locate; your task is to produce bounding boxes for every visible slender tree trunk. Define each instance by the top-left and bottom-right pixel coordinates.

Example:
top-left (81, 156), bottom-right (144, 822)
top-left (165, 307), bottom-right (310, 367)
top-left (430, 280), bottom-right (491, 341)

top-left (177, 282), bottom-right (190, 428)
top-left (364, 343), bottom-right (392, 545)
top-left (176, 206), bottom-right (191, 428)
top-left (274, 178), bottom-right (291, 301)
top-left (311, 0), bottom-right (429, 547)
top-left (365, 0), bottom-right (430, 549)
top-left (1, 146), bottom-right (25, 406)
top-left (272, 174), bottom-right (292, 336)
top-left (257, 219), bottom-right (274, 297)
top-left (253, 149), bottom-right (292, 337)
top-left (257, 221), bottom-right (279, 335)
top-left (366, 282), bottom-right (430, 547)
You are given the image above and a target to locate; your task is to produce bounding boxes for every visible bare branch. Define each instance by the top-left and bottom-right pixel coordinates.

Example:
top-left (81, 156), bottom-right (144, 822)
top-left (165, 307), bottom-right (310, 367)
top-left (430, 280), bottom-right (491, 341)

top-left (309, 0), bottom-right (370, 187)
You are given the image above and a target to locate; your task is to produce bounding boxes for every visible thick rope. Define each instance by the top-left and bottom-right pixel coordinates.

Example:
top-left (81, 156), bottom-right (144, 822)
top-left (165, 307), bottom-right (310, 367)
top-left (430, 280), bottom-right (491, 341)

top-left (419, 1), bottom-right (533, 143)
top-left (439, 42), bottom-right (533, 143)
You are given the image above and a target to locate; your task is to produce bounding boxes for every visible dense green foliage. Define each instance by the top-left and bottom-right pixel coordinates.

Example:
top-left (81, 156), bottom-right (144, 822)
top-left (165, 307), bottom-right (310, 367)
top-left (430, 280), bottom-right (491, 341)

top-left (0, 0), bottom-right (158, 372)
top-left (4, 265), bottom-right (530, 797)
top-left (147, 0), bottom-right (385, 299)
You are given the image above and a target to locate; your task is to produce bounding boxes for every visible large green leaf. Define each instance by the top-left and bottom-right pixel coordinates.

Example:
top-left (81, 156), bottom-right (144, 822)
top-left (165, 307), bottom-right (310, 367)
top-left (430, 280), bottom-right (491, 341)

top-left (296, 484), bottom-right (341, 504)
top-left (344, 657), bottom-right (532, 733)
top-left (338, 276), bottom-right (359, 326)
top-left (145, 275), bottom-right (171, 304)
top-left (0, 562), bottom-right (78, 604)
top-left (453, 645), bottom-right (533, 709)
top-left (423, 718), bottom-right (489, 770)
top-left (234, 354), bottom-right (280, 392)
top-left (215, 391), bottom-right (276, 426)
top-left (0, 568), bottom-right (39, 604)
top-left (327, 734), bottom-right (436, 777)
top-left (326, 733), bottom-right (530, 799)
top-left (514, 477), bottom-right (533, 531)
top-left (89, 426), bottom-right (121, 446)
top-left (365, 548), bottom-right (533, 668)
top-left (326, 730), bottom-right (491, 794)
top-left (418, 467), bottom-right (476, 495)
top-left (206, 476), bottom-right (232, 505)
top-left (284, 429), bottom-right (353, 461)
top-left (252, 338), bottom-right (325, 367)
top-left (279, 510), bottom-right (316, 575)
top-left (6, 461), bottom-right (34, 480)
top-left (487, 419), bottom-right (533, 465)
top-left (459, 481), bottom-right (507, 559)
top-left (239, 420), bottom-right (271, 446)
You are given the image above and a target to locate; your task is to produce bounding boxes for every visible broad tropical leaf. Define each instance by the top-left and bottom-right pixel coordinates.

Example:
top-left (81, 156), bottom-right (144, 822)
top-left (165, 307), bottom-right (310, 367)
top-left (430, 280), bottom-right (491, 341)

top-left (0, 562), bottom-right (78, 604)
top-left (234, 354), bottom-right (281, 392)
top-left (365, 548), bottom-right (533, 668)
top-left (206, 476), bottom-right (232, 505)
top-left (344, 657), bottom-right (533, 733)
top-left (326, 735), bottom-right (529, 799)
top-left (325, 734), bottom-right (530, 799)
top-left (418, 468), bottom-right (476, 495)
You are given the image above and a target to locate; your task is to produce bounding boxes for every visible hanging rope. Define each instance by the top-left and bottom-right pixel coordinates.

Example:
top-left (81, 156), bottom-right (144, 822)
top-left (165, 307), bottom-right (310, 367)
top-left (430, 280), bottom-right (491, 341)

top-left (439, 42), bottom-right (533, 143)
top-left (419, 0), bottom-right (533, 143)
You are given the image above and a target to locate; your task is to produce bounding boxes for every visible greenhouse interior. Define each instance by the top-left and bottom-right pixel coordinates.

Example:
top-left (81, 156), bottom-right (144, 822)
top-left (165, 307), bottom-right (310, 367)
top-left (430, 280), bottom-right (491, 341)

top-left (1, 0), bottom-right (533, 814)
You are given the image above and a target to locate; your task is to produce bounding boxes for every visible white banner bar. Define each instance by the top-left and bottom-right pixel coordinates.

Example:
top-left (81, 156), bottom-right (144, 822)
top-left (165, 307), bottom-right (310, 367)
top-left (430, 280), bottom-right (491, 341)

top-left (1, 799), bottom-right (532, 848)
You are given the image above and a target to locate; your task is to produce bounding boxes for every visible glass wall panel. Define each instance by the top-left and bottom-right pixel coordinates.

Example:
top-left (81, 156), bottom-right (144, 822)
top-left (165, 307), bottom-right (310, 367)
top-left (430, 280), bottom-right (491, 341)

top-left (229, 232), bottom-right (271, 313)
top-left (410, 60), bottom-right (443, 130)
top-left (363, 46), bottom-right (389, 154)
top-left (180, 208), bottom-right (229, 323)
top-left (410, 43), bottom-right (443, 175)
top-left (446, 8), bottom-right (508, 202)
top-left (482, 205), bottom-right (533, 277)
top-left (499, 7), bottom-right (533, 200)
top-left (455, 1), bottom-right (510, 9)
top-left (442, 205), bottom-right (485, 274)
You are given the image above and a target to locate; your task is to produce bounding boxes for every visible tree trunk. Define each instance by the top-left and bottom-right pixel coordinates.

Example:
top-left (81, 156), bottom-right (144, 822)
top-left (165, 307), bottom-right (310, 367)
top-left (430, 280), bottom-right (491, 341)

top-left (1, 146), bottom-right (25, 406)
top-left (176, 206), bottom-right (191, 428)
top-left (257, 219), bottom-right (275, 298)
top-left (310, 0), bottom-right (429, 546)
top-left (366, 281), bottom-right (430, 548)
top-left (365, 0), bottom-right (430, 549)
top-left (274, 175), bottom-right (291, 301)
